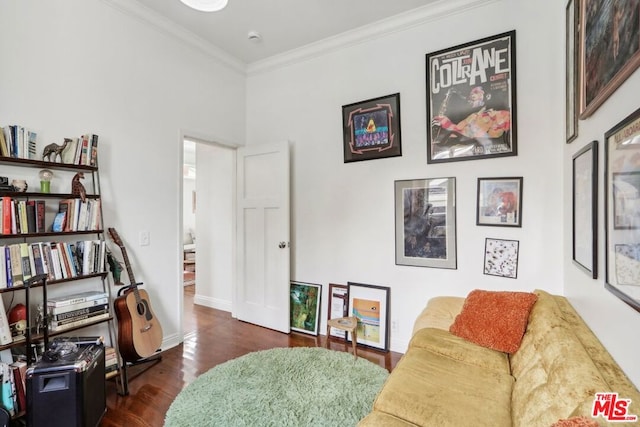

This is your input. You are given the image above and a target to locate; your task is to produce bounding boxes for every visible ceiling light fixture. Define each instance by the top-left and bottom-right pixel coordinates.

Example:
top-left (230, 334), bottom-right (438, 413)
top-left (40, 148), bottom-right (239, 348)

top-left (179, 0), bottom-right (228, 12)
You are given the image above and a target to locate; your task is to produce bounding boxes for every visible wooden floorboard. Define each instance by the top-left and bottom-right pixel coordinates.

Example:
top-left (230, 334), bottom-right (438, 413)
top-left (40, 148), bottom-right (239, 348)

top-left (99, 285), bottom-right (403, 426)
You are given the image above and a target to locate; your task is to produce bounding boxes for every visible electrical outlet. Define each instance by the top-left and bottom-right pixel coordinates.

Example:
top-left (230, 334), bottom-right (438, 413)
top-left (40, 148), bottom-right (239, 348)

top-left (391, 320), bottom-right (398, 333)
top-left (139, 230), bottom-right (150, 246)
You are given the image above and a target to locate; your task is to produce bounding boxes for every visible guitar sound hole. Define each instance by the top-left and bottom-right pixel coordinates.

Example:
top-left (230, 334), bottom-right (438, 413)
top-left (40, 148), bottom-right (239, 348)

top-left (137, 303), bottom-right (146, 316)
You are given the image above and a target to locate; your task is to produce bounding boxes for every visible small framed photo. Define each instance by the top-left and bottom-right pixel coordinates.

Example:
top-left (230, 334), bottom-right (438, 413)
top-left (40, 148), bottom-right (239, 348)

top-left (565, 0), bottom-right (579, 143)
top-left (572, 141), bottom-right (598, 278)
top-left (347, 282), bottom-right (390, 352)
top-left (484, 238), bottom-right (520, 279)
top-left (327, 283), bottom-right (348, 340)
top-left (605, 107), bottom-right (640, 312)
top-left (395, 177), bottom-right (457, 269)
top-left (290, 281), bottom-right (322, 336)
top-left (342, 93), bottom-right (402, 163)
top-left (476, 177), bottom-right (523, 227)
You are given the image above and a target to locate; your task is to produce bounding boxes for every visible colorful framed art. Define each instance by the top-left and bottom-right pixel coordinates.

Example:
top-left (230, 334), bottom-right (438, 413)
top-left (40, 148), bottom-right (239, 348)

top-left (476, 177), bottom-right (523, 227)
top-left (342, 93), bottom-right (402, 163)
top-left (290, 281), bottom-right (322, 335)
top-left (347, 282), bottom-right (390, 352)
top-left (395, 177), bottom-right (457, 269)
top-left (572, 140), bottom-right (598, 278)
top-left (484, 238), bottom-right (520, 279)
top-left (579, 0), bottom-right (640, 118)
top-left (604, 107), bottom-right (640, 312)
top-left (426, 31), bottom-right (517, 163)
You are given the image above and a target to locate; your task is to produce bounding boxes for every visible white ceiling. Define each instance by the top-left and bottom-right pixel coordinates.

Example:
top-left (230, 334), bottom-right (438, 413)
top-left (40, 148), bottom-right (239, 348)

top-left (130, 0), bottom-right (440, 65)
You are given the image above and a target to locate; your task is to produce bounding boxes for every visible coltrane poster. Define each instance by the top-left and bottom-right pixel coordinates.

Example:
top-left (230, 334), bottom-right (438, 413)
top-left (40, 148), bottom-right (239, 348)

top-left (426, 31), bottom-right (517, 163)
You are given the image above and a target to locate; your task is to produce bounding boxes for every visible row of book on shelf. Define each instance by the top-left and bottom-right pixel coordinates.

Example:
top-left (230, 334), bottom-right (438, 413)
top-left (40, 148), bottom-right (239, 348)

top-left (0, 240), bottom-right (107, 289)
top-left (47, 290), bottom-right (110, 332)
top-left (0, 197), bottom-right (102, 235)
top-left (0, 125), bottom-right (98, 167)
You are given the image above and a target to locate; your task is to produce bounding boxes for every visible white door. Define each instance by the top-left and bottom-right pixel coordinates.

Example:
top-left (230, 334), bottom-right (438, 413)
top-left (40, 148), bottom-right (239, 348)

top-left (236, 141), bottom-right (290, 333)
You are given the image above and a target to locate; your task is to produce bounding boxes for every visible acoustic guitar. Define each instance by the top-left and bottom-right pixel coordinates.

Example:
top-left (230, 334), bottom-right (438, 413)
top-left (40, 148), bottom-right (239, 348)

top-left (108, 228), bottom-right (163, 362)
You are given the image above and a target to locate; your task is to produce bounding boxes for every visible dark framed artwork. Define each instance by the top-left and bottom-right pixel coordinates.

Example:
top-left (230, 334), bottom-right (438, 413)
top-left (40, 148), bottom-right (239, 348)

top-left (605, 107), bottom-right (640, 312)
top-left (476, 177), bottom-right (523, 227)
top-left (426, 30), bottom-right (517, 163)
top-left (394, 177), bottom-right (457, 269)
top-left (342, 93), bottom-right (402, 163)
top-left (484, 238), bottom-right (520, 279)
top-left (572, 141), bottom-right (598, 278)
top-left (347, 282), bottom-right (390, 352)
top-left (290, 281), bottom-right (322, 335)
top-left (327, 283), bottom-right (348, 340)
top-left (566, 0), bottom-right (579, 143)
top-left (579, 0), bottom-right (640, 119)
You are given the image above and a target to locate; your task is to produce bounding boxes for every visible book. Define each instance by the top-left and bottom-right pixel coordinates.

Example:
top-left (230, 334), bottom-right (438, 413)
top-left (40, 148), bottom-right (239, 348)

top-left (0, 294), bottom-right (12, 345)
top-left (9, 244), bottom-right (23, 287)
top-left (49, 245), bottom-right (64, 280)
top-left (0, 246), bottom-right (5, 289)
top-left (0, 127), bottom-right (8, 157)
top-left (31, 243), bottom-right (45, 276)
top-left (60, 137), bottom-right (78, 164)
top-left (26, 129), bottom-right (37, 160)
top-left (50, 308), bottom-right (109, 327)
top-left (51, 211), bottom-right (66, 233)
top-left (49, 312), bottom-right (110, 332)
top-left (52, 304), bottom-right (108, 322)
top-left (4, 247), bottom-right (12, 288)
top-left (1, 198), bottom-right (10, 234)
top-left (35, 200), bottom-right (46, 233)
top-left (48, 296), bottom-right (109, 315)
top-left (90, 134), bottom-right (99, 166)
top-left (47, 290), bottom-right (108, 308)
top-left (9, 361), bottom-right (26, 413)
top-left (79, 134), bottom-right (90, 166)
top-left (19, 243), bottom-right (32, 282)
top-left (25, 201), bottom-right (36, 234)
top-left (0, 362), bottom-right (14, 415)
top-left (41, 243), bottom-right (55, 281)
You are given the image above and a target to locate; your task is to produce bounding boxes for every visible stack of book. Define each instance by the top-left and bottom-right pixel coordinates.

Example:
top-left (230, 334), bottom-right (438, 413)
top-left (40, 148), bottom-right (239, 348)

top-left (105, 346), bottom-right (118, 375)
top-left (47, 291), bottom-right (109, 332)
top-left (59, 134), bottom-right (99, 166)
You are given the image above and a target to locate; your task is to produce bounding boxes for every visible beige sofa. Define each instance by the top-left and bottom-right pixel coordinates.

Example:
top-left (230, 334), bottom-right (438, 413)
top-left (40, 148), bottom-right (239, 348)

top-left (359, 289), bottom-right (640, 427)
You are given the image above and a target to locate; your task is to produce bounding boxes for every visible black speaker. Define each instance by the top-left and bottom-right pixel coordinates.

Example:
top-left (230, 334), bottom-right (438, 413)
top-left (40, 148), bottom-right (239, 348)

top-left (26, 344), bottom-right (106, 427)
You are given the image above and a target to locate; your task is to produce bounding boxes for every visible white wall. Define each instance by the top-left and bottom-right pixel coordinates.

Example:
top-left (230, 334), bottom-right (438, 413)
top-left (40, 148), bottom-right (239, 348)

top-left (0, 0), bottom-right (246, 349)
top-left (183, 177), bottom-right (196, 239)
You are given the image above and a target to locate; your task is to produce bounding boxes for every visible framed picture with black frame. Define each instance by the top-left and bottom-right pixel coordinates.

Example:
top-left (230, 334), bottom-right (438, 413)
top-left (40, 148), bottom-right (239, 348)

top-left (605, 107), bottom-right (640, 313)
top-left (342, 93), bottom-right (402, 163)
top-left (484, 238), bottom-right (520, 279)
top-left (476, 177), bottom-right (523, 227)
top-left (572, 140), bottom-right (598, 278)
top-left (290, 281), bottom-right (322, 335)
top-left (347, 282), bottom-right (390, 352)
top-left (426, 31), bottom-right (517, 163)
top-left (566, 0), bottom-right (579, 143)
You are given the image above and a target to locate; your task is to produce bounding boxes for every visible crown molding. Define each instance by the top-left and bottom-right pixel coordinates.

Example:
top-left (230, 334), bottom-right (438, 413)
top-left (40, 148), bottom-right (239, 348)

top-left (100, 0), bottom-right (247, 74)
top-left (247, 0), bottom-right (498, 76)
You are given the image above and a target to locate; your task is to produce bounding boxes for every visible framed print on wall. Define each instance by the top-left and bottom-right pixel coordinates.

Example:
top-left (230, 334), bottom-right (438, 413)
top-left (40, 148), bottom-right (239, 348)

top-left (476, 177), bottom-right (523, 227)
top-left (395, 177), bottom-right (457, 269)
top-left (572, 140), bottom-right (598, 278)
top-left (290, 281), bottom-right (322, 335)
top-left (484, 238), bottom-right (520, 279)
top-left (327, 283), bottom-right (348, 340)
top-left (342, 93), bottom-right (402, 163)
top-left (426, 30), bottom-right (517, 163)
top-left (604, 107), bottom-right (640, 313)
top-left (579, 0), bottom-right (640, 119)
top-left (566, 0), bottom-right (579, 143)
top-left (347, 282), bottom-right (390, 352)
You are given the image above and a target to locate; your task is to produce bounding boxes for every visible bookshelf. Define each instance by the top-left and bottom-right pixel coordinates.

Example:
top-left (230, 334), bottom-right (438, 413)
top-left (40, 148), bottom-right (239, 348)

top-left (0, 154), bottom-right (126, 409)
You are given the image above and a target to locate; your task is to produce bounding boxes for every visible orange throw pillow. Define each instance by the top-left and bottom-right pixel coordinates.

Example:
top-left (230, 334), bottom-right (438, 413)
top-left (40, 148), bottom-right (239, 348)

top-left (551, 416), bottom-right (600, 427)
top-left (449, 289), bottom-right (538, 353)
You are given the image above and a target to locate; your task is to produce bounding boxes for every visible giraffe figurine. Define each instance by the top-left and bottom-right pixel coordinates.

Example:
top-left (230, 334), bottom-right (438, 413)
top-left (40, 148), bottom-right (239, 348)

top-left (42, 138), bottom-right (72, 163)
top-left (71, 172), bottom-right (87, 202)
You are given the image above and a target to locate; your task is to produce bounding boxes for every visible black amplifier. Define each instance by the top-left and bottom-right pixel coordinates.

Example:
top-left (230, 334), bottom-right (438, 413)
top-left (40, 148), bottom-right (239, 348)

top-left (26, 343), bottom-right (106, 427)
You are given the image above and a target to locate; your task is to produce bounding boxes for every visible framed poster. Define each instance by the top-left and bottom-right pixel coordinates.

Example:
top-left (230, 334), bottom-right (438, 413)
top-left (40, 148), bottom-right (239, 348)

top-left (426, 31), bottom-right (517, 163)
top-left (566, 0), bottom-right (579, 143)
top-left (347, 282), bottom-right (390, 352)
top-left (484, 238), bottom-right (520, 279)
top-left (395, 177), bottom-right (457, 269)
top-left (476, 177), bottom-right (523, 227)
top-left (290, 281), bottom-right (322, 335)
top-left (605, 107), bottom-right (640, 312)
top-left (327, 283), bottom-right (348, 339)
top-left (579, 0), bottom-right (640, 118)
top-left (572, 141), bottom-right (598, 278)
top-left (342, 93), bottom-right (402, 163)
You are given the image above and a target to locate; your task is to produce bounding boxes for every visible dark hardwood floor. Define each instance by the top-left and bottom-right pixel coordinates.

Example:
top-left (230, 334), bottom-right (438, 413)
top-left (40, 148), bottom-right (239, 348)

top-left (99, 285), bottom-right (403, 426)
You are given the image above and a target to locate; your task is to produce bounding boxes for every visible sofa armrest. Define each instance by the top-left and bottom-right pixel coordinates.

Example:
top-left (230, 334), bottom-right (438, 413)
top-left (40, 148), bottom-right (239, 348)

top-left (412, 296), bottom-right (465, 336)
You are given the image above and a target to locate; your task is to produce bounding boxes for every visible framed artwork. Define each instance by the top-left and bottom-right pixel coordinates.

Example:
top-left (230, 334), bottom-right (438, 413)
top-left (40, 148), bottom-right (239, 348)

top-left (394, 177), bottom-right (457, 269)
top-left (342, 93), bottom-right (402, 163)
top-left (476, 177), bottom-right (523, 227)
top-left (579, 0), bottom-right (640, 119)
top-left (484, 238), bottom-right (520, 279)
top-left (566, 0), bottom-right (579, 143)
top-left (572, 141), bottom-right (598, 278)
top-left (605, 107), bottom-right (640, 312)
top-left (426, 30), bottom-right (517, 163)
top-left (327, 283), bottom-right (348, 340)
top-left (290, 281), bottom-right (322, 335)
top-left (347, 282), bottom-right (390, 352)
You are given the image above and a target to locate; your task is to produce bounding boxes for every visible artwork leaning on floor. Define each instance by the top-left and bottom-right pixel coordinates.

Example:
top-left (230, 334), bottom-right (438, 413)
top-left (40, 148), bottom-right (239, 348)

top-left (290, 281), bottom-right (322, 335)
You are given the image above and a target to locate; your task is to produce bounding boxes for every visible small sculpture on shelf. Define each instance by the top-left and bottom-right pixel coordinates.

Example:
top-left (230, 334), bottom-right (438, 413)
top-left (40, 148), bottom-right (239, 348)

top-left (42, 138), bottom-right (71, 163)
top-left (10, 179), bottom-right (27, 192)
top-left (71, 172), bottom-right (87, 202)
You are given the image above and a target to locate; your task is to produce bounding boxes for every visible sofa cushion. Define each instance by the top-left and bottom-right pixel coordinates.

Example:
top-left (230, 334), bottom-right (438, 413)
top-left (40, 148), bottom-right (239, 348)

top-left (410, 327), bottom-right (510, 375)
top-left (358, 411), bottom-right (420, 426)
top-left (449, 289), bottom-right (538, 353)
top-left (412, 296), bottom-right (465, 335)
top-left (550, 416), bottom-right (600, 427)
top-left (371, 346), bottom-right (514, 427)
